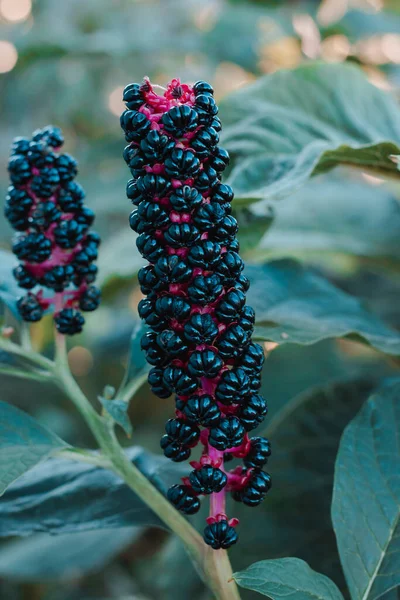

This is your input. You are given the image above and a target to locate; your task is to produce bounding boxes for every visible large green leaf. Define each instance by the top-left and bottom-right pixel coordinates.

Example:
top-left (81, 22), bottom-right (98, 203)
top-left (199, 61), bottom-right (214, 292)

top-left (220, 63), bottom-right (400, 205)
top-left (234, 558), bottom-right (344, 600)
top-left (247, 260), bottom-right (400, 355)
top-left (230, 378), bottom-right (376, 592)
top-left (332, 379), bottom-right (400, 600)
top-left (262, 173), bottom-right (400, 261)
top-left (0, 401), bottom-right (67, 496)
top-left (0, 446), bottom-right (186, 536)
top-left (0, 527), bottom-right (140, 581)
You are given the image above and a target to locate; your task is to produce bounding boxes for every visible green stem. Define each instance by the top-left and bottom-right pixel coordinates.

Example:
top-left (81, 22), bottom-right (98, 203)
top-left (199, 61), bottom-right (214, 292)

top-left (53, 332), bottom-right (240, 600)
top-left (0, 336), bottom-right (54, 371)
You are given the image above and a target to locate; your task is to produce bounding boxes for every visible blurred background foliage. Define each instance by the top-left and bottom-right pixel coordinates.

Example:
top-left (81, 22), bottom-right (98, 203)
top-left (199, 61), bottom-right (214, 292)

top-left (1, 0), bottom-right (400, 599)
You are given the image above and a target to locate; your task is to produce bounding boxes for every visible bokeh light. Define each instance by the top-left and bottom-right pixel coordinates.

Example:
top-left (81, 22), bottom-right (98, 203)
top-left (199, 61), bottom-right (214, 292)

top-left (0, 41), bottom-right (18, 73)
top-left (108, 86), bottom-right (126, 116)
top-left (68, 346), bottom-right (94, 377)
top-left (0, 0), bottom-right (32, 22)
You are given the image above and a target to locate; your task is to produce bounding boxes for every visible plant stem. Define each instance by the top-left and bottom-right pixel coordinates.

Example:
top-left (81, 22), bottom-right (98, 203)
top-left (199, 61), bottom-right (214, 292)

top-left (53, 332), bottom-right (241, 600)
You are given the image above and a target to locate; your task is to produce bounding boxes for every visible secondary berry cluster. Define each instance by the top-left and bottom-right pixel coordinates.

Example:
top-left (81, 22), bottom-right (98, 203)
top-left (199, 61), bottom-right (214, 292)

top-left (5, 126), bottom-right (101, 334)
top-left (121, 78), bottom-right (271, 550)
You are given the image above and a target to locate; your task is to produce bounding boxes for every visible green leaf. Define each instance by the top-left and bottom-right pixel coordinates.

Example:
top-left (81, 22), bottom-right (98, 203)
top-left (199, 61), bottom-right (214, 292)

top-left (97, 228), bottom-right (144, 289)
top-left (0, 527), bottom-right (140, 581)
top-left (247, 259), bottom-right (400, 355)
top-left (98, 396), bottom-right (133, 436)
top-left (262, 172), bottom-right (400, 261)
top-left (236, 206), bottom-right (275, 257)
top-left (0, 446), bottom-right (187, 536)
top-left (332, 378), bottom-right (400, 600)
top-left (0, 401), bottom-right (67, 495)
top-left (220, 63), bottom-right (400, 204)
top-left (233, 558), bottom-right (344, 600)
top-left (230, 378), bottom-right (377, 591)
top-left (0, 250), bottom-right (20, 319)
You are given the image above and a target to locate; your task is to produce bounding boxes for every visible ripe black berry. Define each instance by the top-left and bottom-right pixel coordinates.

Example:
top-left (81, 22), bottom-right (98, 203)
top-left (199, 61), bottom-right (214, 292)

top-left (12, 233), bottom-right (52, 263)
top-left (162, 105), bottom-right (198, 137)
top-left (17, 293), bottom-right (43, 322)
top-left (189, 465), bottom-right (227, 494)
top-left (167, 484), bottom-right (200, 514)
top-left (54, 308), bottom-right (85, 335)
top-left (243, 437), bottom-right (271, 469)
top-left (183, 313), bottom-right (218, 345)
top-left (177, 394), bottom-right (221, 427)
top-left (169, 185), bottom-right (203, 212)
top-left (215, 368), bottom-right (250, 405)
top-left (187, 349), bottom-right (223, 379)
top-left (208, 416), bottom-right (245, 450)
top-left (203, 520), bottom-right (238, 549)
top-left (232, 470), bottom-right (271, 506)
top-left (238, 394), bottom-right (268, 431)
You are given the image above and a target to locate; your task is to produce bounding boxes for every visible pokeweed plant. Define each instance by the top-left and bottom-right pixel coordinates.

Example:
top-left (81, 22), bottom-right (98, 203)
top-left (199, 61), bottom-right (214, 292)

top-left (121, 77), bottom-right (271, 550)
top-left (1, 66), bottom-right (400, 600)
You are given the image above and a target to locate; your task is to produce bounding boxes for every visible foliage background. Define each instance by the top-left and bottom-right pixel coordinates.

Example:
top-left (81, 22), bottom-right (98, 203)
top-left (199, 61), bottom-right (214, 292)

top-left (0, 0), bottom-right (400, 599)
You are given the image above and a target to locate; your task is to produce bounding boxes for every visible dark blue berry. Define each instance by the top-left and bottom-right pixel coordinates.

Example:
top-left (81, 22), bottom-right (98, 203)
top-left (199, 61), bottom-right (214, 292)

top-left (187, 274), bottom-right (223, 305)
top-left (238, 342), bottom-right (265, 374)
top-left (154, 255), bottom-right (192, 284)
top-left (216, 324), bottom-right (248, 360)
top-left (31, 168), bottom-right (60, 198)
top-left (30, 201), bottom-right (61, 230)
top-left (138, 265), bottom-right (163, 295)
top-left (55, 308), bottom-right (85, 335)
top-left (8, 155), bottom-right (31, 185)
top-left (191, 127), bottom-right (219, 159)
top-left (195, 94), bottom-right (218, 125)
top-left (54, 219), bottom-right (84, 249)
top-left (164, 223), bottom-right (200, 248)
top-left (120, 110), bottom-right (151, 143)
top-left (187, 349), bottom-right (223, 379)
top-left (134, 201), bottom-right (169, 232)
top-left (211, 183), bottom-right (234, 205)
top-left (32, 125), bottom-right (64, 148)
top-left (189, 465), bottom-right (227, 494)
top-left (140, 131), bottom-right (175, 161)
top-left (157, 329), bottom-right (188, 357)
top-left (136, 233), bottom-right (164, 262)
top-left (155, 295), bottom-right (191, 322)
top-left (239, 305), bottom-right (255, 332)
top-left (211, 147), bottom-right (230, 172)
top-left (56, 154), bottom-right (78, 183)
top-left (140, 331), bottom-right (166, 366)
top-left (208, 416), bottom-right (245, 450)
top-left (232, 470), bottom-right (271, 506)
top-left (215, 251), bottom-right (244, 283)
top-left (17, 293), bottom-right (43, 322)
top-left (176, 394), bottom-right (220, 427)
top-left (163, 366), bottom-right (198, 396)
top-left (79, 286), bottom-right (101, 311)
top-left (42, 265), bottom-right (74, 292)
top-left (183, 313), bottom-right (218, 345)
top-left (58, 181), bottom-right (85, 212)
top-left (13, 265), bottom-right (37, 289)
top-left (234, 273), bottom-right (250, 293)
top-left (244, 437), bottom-right (271, 469)
top-left (169, 186), bottom-right (203, 212)
top-left (167, 484), bottom-right (200, 514)
top-left (209, 215), bottom-right (238, 243)
top-left (162, 106), bottom-right (198, 137)
top-left (72, 262), bottom-right (98, 285)
top-left (164, 149), bottom-right (200, 179)
top-left (238, 394), bottom-right (268, 431)
top-left (160, 418), bottom-right (200, 462)
top-left (193, 202), bottom-right (225, 231)
top-left (13, 233), bottom-right (52, 263)
top-left (187, 240), bottom-right (221, 268)
top-left (123, 83), bottom-right (144, 110)
top-left (203, 520), bottom-right (238, 549)
top-left (215, 289), bottom-right (246, 322)
top-left (215, 368), bottom-right (250, 405)
top-left (75, 207), bottom-right (95, 228)
top-left (148, 367), bottom-right (172, 399)
top-left (195, 166), bottom-right (219, 192)
top-left (193, 81), bottom-right (214, 96)
top-left (11, 137), bottom-right (30, 155)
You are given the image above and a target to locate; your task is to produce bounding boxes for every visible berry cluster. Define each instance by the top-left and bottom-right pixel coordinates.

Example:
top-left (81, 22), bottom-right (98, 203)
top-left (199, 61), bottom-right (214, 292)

top-left (5, 126), bottom-right (101, 334)
top-left (121, 78), bottom-right (271, 550)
